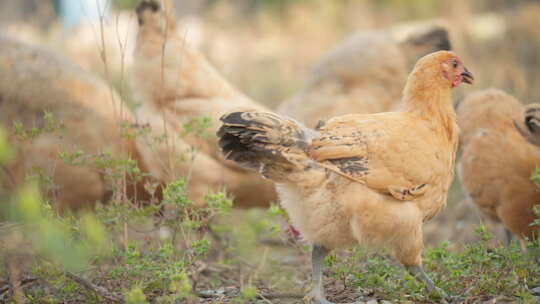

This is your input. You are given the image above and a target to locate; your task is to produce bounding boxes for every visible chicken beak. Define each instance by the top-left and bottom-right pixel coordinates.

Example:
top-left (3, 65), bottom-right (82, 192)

top-left (461, 67), bottom-right (474, 85)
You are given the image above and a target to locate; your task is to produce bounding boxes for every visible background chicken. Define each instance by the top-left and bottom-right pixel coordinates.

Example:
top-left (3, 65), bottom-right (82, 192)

top-left (131, 0), bottom-right (276, 207)
top-left (457, 89), bottom-right (540, 247)
top-left (277, 20), bottom-right (452, 128)
top-left (0, 35), bottom-right (151, 211)
top-left (218, 51), bottom-right (473, 303)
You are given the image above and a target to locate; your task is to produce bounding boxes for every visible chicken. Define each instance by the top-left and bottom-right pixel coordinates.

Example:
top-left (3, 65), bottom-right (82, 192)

top-left (0, 35), bottom-right (152, 211)
top-left (218, 51), bottom-right (473, 303)
top-left (131, 0), bottom-right (276, 207)
top-left (278, 20), bottom-right (452, 128)
top-left (457, 89), bottom-right (540, 248)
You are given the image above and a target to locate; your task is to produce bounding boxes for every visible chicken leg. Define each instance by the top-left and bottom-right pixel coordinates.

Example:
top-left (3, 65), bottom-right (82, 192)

top-left (505, 229), bottom-right (513, 246)
top-left (310, 245), bottom-right (334, 304)
top-left (406, 265), bottom-right (449, 300)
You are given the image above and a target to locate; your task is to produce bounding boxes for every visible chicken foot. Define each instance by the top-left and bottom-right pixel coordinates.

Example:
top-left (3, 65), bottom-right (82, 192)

top-left (406, 265), bottom-right (449, 300)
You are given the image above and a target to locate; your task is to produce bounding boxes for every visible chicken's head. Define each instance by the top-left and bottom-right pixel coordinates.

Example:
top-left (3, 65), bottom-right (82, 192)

top-left (413, 51), bottom-right (474, 89)
top-left (441, 54), bottom-right (474, 88)
top-left (136, 0), bottom-right (176, 33)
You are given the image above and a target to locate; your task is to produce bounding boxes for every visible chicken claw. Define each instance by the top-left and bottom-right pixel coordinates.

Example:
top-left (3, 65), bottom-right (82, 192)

top-left (406, 265), bottom-right (449, 301)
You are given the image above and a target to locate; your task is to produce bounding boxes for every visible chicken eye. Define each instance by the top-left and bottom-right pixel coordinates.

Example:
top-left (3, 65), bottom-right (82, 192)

top-left (452, 61), bottom-right (458, 68)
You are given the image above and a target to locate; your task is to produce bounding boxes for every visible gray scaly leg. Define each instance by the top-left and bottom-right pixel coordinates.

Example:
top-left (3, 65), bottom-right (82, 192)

top-left (309, 244), bottom-right (334, 304)
top-left (505, 229), bottom-right (513, 247)
top-left (406, 265), bottom-right (449, 301)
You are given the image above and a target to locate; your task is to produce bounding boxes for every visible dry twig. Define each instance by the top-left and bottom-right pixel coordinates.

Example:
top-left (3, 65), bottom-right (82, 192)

top-left (0, 276), bottom-right (39, 302)
top-left (65, 272), bottom-right (124, 303)
top-left (195, 288), bottom-right (303, 300)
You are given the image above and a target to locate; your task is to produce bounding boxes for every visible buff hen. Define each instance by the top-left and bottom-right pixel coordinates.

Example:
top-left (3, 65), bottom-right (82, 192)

top-left (218, 51), bottom-right (473, 303)
top-left (278, 21), bottom-right (452, 128)
top-left (132, 0), bottom-right (276, 207)
top-left (458, 89), bottom-right (540, 249)
top-left (0, 35), bottom-right (151, 211)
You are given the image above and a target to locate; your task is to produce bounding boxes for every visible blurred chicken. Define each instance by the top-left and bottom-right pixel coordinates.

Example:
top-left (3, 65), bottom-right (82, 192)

top-left (458, 89), bottom-right (540, 247)
top-left (218, 51), bottom-right (473, 303)
top-left (278, 21), bottom-right (452, 128)
top-left (131, 0), bottom-right (276, 207)
top-left (0, 35), bottom-right (153, 211)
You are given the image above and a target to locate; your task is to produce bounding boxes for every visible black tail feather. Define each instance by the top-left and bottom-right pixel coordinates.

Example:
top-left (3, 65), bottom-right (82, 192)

top-left (217, 111), bottom-right (307, 172)
top-left (218, 112), bottom-right (269, 168)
